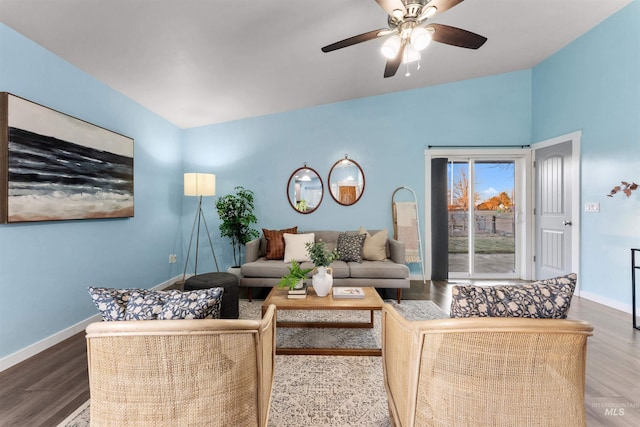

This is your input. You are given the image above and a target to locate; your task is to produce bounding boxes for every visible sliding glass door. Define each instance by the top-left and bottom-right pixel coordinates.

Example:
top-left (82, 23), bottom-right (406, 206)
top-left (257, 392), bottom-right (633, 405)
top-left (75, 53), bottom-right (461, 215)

top-left (447, 159), bottom-right (517, 278)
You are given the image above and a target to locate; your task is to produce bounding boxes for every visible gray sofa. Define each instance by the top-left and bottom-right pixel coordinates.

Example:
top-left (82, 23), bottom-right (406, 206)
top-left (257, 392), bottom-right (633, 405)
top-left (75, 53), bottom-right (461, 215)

top-left (240, 230), bottom-right (410, 302)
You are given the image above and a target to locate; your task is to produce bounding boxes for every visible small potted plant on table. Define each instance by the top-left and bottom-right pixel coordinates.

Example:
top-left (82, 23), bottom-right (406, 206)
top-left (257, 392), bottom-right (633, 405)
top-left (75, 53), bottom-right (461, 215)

top-left (277, 260), bottom-right (313, 291)
top-left (305, 240), bottom-right (339, 297)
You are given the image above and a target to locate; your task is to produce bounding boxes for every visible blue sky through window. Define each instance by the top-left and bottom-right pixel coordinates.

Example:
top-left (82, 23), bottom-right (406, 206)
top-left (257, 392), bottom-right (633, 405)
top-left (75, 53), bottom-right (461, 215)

top-left (448, 161), bottom-right (515, 204)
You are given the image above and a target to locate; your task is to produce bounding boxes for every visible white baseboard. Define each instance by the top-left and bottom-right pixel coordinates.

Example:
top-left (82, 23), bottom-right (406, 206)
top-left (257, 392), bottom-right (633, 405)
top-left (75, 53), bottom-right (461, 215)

top-left (0, 275), bottom-right (184, 372)
top-left (578, 291), bottom-right (632, 314)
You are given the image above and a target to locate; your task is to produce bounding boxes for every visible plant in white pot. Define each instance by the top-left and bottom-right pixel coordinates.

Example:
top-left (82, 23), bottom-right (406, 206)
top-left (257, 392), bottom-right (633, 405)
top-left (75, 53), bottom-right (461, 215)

top-left (215, 186), bottom-right (259, 271)
top-left (305, 240), bottom-right (339, 297)
top-left (277, 260), bottom-right (313, 290)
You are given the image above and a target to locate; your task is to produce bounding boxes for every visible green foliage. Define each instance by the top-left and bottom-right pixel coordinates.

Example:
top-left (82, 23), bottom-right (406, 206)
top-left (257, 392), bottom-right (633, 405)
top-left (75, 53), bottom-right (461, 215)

top-left (215, 186), bottom-right (259, 266)
top-left (277, 260), bottom-right (313, 290)
top-left (305, 240), bottom-right (339, 267)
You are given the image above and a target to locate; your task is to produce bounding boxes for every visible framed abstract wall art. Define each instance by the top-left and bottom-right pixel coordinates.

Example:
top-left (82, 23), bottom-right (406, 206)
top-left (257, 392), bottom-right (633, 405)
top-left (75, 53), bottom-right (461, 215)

top-left (0, 93), bottom-right (134, 223)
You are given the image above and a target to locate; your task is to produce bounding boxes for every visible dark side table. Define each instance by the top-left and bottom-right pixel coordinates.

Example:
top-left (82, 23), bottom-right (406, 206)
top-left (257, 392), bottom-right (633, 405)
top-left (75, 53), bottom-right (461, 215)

top-left (633, 249), bottom-right (639, 330)
top-left (184, 272), bottom-right (239, 319)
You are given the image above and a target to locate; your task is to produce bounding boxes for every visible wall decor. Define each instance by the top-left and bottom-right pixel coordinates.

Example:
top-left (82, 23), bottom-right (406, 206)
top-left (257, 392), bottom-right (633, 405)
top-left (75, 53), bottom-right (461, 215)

top-left (328, 155), bottom-right (365, 206)
top-left (287, 164), bottom-right (323, 214)
top-left (0, 93), bottom-right (134, 223)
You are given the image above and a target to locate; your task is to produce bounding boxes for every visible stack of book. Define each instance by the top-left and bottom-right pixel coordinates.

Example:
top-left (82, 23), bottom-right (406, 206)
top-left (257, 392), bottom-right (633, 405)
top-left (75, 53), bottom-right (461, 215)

top-left (287, 283), bottom-right (308, 299)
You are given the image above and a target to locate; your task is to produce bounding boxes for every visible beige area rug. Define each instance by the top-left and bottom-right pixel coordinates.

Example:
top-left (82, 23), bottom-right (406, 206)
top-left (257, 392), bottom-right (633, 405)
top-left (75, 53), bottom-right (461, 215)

top-left (58, 299), bottom-right (446, 427)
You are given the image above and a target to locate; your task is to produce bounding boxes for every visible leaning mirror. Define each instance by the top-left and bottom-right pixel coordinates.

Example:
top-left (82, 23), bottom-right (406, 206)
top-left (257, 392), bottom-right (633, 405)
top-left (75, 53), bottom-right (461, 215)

top-left (287, 164), bottom-right (324, 214)
top-left (328, 156), bottom-right (365, 206)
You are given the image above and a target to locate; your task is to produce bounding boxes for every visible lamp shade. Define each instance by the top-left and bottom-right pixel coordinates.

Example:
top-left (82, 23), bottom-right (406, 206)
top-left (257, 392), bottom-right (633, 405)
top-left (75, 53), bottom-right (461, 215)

top-left (410, 27), bottom-right (432, 51)
top-left (381, 35), bottom-right (401, 59)
top-left (184, 173), bottom-right (216, 196)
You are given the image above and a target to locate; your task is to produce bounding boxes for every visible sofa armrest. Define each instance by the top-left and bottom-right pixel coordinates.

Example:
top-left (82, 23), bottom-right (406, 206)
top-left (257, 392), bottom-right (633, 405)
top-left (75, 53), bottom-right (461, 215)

top-left (388, 239), bottom-right (406, 264)
top-left (245, 238), bottom-right (260, 263)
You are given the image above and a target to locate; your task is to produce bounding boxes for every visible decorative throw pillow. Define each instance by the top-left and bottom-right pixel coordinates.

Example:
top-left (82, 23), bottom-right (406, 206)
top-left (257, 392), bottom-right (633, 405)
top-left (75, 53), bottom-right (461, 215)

top-left (263, 227), bottom-right (298, 260)
top-left (283, 232), bottom-right (315, 263)
top-left (449, 273), bottom-right (577, 319)
top-left (87, 287), bottom-right (133, 321)
top-left (358, 227), bottom-right (388, 261)
top-left (337, 233), bottom-right (366, 263)
top-left (161, 288), bottom-right (223, 320)
top-left (88, 287), bottom-right (224, 321)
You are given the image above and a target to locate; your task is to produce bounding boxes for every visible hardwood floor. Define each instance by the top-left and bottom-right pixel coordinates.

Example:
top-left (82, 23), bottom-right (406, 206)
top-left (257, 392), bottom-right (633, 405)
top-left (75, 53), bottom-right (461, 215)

top-left (1, 281), bottom-right (638, 426)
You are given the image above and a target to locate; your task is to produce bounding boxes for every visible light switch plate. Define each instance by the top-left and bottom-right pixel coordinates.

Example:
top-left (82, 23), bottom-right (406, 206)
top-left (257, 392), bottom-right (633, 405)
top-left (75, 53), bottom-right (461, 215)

top-left (584, 202), bottom-right (600, 213)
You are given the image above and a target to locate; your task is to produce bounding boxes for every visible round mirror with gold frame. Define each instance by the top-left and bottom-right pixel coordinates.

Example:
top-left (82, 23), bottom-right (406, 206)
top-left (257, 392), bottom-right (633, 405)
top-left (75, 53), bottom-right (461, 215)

top-left (287, 165), bottom-right (324, 214)
top-left (328, 156), bottom-right (365, 206)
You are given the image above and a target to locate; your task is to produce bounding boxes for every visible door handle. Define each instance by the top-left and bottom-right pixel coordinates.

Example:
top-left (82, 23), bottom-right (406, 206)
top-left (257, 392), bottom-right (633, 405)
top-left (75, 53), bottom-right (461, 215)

top-left (563, 221), bottom-right (572, 226)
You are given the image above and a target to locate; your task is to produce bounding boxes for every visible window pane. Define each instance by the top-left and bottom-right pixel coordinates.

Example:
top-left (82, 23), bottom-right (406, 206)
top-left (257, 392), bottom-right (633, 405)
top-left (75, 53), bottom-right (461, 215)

top-left (447, 161), bottom-right (469, 273)
top-left (448, 160), bottom-right (516, 276)
top-left (473, 161), bottom-right (515, 274)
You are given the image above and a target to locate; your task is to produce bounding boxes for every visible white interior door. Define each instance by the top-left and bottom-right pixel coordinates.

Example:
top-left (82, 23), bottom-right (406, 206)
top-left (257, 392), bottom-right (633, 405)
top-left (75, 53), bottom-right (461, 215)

top-left (534, 140), bottom-right (574, 279)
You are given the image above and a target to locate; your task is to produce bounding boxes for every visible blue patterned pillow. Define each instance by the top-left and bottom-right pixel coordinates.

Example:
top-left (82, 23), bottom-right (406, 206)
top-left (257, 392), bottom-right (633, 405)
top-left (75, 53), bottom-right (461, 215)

top-left (449, 273), bottom-right (577, 319)
top-left (88, 287), bottom-right (134, 321)
top-left (88, 287), bottom-right (224, 321)
top-left (337, 233), bottom-right (366, 263)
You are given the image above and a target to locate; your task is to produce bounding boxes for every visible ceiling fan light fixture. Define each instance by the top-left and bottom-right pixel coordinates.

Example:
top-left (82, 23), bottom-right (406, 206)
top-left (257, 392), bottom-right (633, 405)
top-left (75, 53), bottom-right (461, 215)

top-left (410, 26), bottom-right (432, 51)
top-left (391, 9), bottom-right (404, 19)
top-left (418, 6), bottom-right (437, 20)
top-left (381, 35), bottom-right (401, 59)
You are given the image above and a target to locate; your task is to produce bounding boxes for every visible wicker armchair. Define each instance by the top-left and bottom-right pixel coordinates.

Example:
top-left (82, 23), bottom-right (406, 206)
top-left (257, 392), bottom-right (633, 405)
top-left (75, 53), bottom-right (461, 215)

top-left (381, 303), bottom-right (593, 427)
top-left (86, 304), bottom-right (276, 427)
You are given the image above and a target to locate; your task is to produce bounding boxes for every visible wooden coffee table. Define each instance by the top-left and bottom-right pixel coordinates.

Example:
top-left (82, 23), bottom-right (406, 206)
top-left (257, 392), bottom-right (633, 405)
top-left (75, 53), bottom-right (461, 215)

top-left (261, 286), bottom-right (384, 356)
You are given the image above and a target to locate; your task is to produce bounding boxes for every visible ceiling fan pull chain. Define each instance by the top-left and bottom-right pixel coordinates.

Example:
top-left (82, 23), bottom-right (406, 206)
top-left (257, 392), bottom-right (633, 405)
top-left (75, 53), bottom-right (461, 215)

top-left (405, 47), bottom-right (410, 77)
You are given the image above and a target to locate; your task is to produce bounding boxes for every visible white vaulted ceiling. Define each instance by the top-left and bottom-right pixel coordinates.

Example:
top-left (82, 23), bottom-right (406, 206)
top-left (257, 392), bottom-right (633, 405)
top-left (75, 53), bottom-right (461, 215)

top-left (0, 0), bottom-right (633, 128)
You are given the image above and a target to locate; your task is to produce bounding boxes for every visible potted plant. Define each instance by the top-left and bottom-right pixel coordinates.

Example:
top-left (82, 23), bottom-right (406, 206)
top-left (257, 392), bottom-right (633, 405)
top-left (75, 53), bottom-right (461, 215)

top-left (305, 240), bottom-right (339, 297)
top-left (215, 186), bottom-right (259, 268)
top-left (277, 260), bottom-right (313, 290)
top-left (305, 240), bottom-right (339, 267)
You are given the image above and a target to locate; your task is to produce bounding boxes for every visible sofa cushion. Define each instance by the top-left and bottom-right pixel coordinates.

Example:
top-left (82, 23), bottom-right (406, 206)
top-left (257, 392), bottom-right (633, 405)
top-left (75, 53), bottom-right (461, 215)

top-left (359, 227), bottom-right (388, 261)
top-left (449, 273), bottom-right (577, 319)
top-left (88, 287), bottom-right (224, 321)
top-left (325, 260), bottom-right (350, 278)
top-left (305, 230), bottom-right (340, 252)
top-left (337, 233), bottom-right (366, 263)
top-left (283, 232), bottom-right (314, 263)
top-left (242, 258), bottom-right (314, 278)
top-left (348, 260), bottom-right (410, 279)
top-left (263, 227), bottom-right (297, 259)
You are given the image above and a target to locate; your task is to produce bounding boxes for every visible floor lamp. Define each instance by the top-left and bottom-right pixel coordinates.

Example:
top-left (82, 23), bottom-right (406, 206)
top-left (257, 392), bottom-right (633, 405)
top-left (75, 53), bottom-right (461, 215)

top-left (183, 173), bottom-right (219, 282)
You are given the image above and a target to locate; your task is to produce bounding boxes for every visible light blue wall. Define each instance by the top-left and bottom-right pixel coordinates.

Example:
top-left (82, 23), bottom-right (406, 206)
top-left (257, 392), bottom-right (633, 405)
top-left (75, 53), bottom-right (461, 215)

top-left (183, 71), bottom-right (532, 271)
top-left (0, 24), bottom-right (184, 358)
top-left (3, 0), bottom-right (637, 361)
top-left (532, 1), bottom-right (640, 305)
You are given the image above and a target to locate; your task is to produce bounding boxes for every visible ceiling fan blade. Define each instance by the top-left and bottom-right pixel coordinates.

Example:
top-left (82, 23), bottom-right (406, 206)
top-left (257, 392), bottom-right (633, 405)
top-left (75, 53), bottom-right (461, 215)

top-left (375, 0), bottom-right (407, 18)
top-left (428, 23), bottom-right (487, 49)
top-left (422, 0), bottom-right (465, 17)
top-left (384, 40), bottom-right (406, 78)
top-left (321, 29), bottom-right (388, 53)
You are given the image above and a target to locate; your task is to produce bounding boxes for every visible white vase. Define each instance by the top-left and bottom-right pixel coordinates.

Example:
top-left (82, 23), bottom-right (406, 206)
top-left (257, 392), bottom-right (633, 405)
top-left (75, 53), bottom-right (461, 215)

top-left (312, 266), bottom-right (333, 297)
